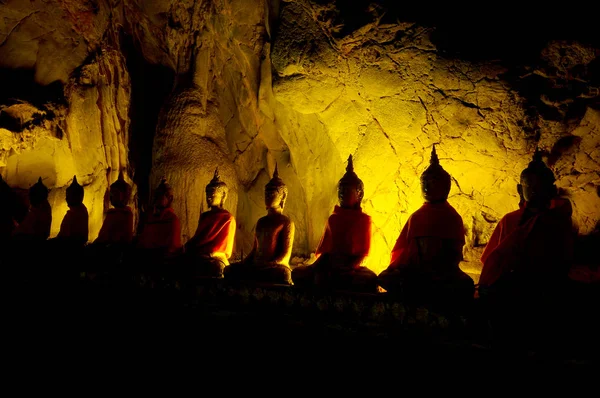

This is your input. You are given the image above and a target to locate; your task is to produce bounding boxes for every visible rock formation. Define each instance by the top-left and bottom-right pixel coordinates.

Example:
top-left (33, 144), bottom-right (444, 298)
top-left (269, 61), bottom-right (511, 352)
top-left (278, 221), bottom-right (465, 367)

top-left (0, 1), bottom-right (597, 275)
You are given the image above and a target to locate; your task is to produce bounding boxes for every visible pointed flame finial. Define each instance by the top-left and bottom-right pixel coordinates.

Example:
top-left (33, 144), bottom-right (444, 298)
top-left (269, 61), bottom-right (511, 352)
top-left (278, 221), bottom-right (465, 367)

top-left (69, 175), bottom-right (82, 189)
top-left (430, 144), bottom-right (440, 166)
top-left (346, 154), bottom-right (354, 173)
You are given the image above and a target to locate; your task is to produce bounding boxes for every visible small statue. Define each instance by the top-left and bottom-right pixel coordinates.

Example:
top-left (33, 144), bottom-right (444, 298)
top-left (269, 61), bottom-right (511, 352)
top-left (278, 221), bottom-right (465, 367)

top-left (184, 168), bottom-right (236, 278)
top-left (94, 170), bottom-right (134, 246)
top-left (0, 175), bottom-right (17, 242)
top-left (225, 164), bottom-right (294, 285)
top-left (292, 155), bottom-right (378, 293)
top-left (378, 145), bottom-right (474, 305)
top-left (479, 149), bottom-right (574, 295)
top-left (55, 175), bottom-right (89, 247)
top-left (135, 177), bottom-right (182, 258)
top-left (11, 177), bottom-right (52, 243)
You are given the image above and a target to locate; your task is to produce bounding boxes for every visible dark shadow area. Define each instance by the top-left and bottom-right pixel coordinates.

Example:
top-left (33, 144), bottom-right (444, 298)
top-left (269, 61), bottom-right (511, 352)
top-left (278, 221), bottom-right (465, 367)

top-left (0, 68), bottom-right (66, 107)
top-left (315, 1), bottom-right (600, 64)
top-left (120, 33), bottom-right (175, 222)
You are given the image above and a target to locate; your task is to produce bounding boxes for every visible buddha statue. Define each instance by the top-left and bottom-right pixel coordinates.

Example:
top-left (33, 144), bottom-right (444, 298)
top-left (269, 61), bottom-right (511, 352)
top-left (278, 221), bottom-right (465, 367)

top-left (94, 170), bottom-right (134, 246)
top-left (479, 149), bottom-right (574, 296)
top-left (184, 168), bottom-right (236, 278)
top-left (135, 177), bottom-right (182, 258)
top-left (12, 177), bottom-right (52, 244)
top-left (292, 155), bottom-right (378, 293)
top-left (55, 175), bottom-right (89, 248)
top-left (0, 175), bottom-right (17, 242)
top-left (378, 145), bottom-right (474, 306)
top-left (224, 164), bottom-right (294, 285)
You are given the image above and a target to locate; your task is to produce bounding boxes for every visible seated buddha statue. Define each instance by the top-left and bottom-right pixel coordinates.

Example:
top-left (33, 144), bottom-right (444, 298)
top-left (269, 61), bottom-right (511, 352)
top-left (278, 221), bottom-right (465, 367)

top-left (11, 177), bottom-right (52, 245)
top-left (183, 168), bottom-right (236, 278)
top-left (85, 170), bottom-right (134, 273)
top-left (224, 164), bottom-right (294, 285)
top-left (0, 175), bottom-right (17, 243)
top-left (378, 145), bottom-right (474, 306)
top-left (135, 177), bottom-right (182, 263)
top-left (54, 176), bottom-right (89, 248)
top-left (479, 149), bottom-right (574, 298)
top-left (292, 155), bottom-right (378, 293)
top-left (94, 170), bottom-right (134, 247)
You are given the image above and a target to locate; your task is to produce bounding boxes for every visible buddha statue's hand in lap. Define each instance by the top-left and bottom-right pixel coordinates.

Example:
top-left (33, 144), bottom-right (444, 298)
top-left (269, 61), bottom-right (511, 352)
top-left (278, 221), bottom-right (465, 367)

top-left (184, 168), bottom-right (236, 278)
top-left (225, 164), bottom-right (294, 285)
top-left (292, 155), bottom-right (378, 293)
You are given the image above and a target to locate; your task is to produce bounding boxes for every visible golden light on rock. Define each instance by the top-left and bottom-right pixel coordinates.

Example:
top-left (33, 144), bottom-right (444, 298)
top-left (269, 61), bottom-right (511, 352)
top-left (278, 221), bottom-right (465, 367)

top-left (0, 0), bottom-right (598, 280)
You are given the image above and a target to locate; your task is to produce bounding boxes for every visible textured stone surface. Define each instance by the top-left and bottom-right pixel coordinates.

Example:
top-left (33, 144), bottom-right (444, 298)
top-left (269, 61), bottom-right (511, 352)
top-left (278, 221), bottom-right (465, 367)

top-left (0, 0), bottom-right (598, 275)
top-left (268, 1), bottom-right (600, 273)
top-left (1, 49), bottom-right (133, 240)
top-left (0, 0), bottom-right (109, 85)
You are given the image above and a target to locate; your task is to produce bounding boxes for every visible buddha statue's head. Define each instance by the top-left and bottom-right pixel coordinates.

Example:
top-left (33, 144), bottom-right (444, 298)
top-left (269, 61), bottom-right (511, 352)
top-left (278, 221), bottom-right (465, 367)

top-left (420, 145), bottom-right (451, 203)
top-left (206, 168), bottom-right (228, 209)
top-left (29, 177), bottom-right (49, 207)
top-left (265, 163), bottom-right (288, 212)
top-left (66, 175), bottom-right (84, 207)
top-left (518, 148), bottom-right (556, 208)
top-left (153, 177), bottom-right (174, 210)
top-left (110, 170), bottom-right (132, 208)
top-left (338, 155), bottom-right (364, 209)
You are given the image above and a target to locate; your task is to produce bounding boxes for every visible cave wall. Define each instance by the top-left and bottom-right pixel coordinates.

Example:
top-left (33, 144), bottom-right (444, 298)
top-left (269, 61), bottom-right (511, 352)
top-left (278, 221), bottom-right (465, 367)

top-left (0, 0), bottom-right (598, 274)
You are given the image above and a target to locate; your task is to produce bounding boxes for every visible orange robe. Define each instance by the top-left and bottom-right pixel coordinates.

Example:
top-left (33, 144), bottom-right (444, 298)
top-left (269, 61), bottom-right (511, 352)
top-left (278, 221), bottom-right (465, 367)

top-left (95, 206), bottom-right (134, 245)
top-left (57, 204), bottom-right (89, 244)
top-left (137, 207), bottom-right (182, 253)
top-left (479, 198), bottom-right (574, 287)
top-left (186, 209), bottom-right (235, 259)
top-left (12, 201), bottom-right (52, 241)
top-left (388, 201), bottom-right (465, 270)
top-left (315, 205), bottom-right (372, 267)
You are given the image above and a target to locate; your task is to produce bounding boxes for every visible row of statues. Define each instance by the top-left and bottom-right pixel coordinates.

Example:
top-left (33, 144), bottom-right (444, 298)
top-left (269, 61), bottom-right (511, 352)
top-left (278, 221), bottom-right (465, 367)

top-left (0, 145), bottom-right (576, 306)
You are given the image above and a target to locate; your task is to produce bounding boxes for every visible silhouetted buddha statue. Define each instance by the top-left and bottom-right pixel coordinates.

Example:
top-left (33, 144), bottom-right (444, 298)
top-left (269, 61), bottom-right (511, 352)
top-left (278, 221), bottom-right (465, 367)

top-left (292, 155), bottom-right (378, 293)
top-left (94, 170), bottom-right (134, 246)
top-left (55, 175), bottom-right (89, 248)
top-left (378, 145), bottom-right (474, 305)
top-left (0, 175), bottom-right (17, 242)
top-left (225, 164), bottom-right (294, 285)
top-left (479, 149), bottom-right (574, 296)
top-left (135, 177), bottom-right (182, 259)
top-left (12, 177), bottom-right (52, 244)
top-left (184, 168), bottom-right (236, 278)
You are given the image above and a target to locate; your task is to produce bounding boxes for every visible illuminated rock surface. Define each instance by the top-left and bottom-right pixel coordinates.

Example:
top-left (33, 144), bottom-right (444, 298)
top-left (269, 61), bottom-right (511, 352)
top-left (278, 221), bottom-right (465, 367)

top-left (0, 1), bottom-right (598, 276)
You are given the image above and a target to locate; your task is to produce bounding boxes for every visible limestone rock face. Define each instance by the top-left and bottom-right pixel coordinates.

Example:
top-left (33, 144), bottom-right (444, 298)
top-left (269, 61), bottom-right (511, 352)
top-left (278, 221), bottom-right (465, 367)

top-left (1, 49), bottom-right (133, 241)
top-left (0, 0), bottom-right (110, 85)
top-left (269, 1), bottom-right (600, 273)
top-left (0, 0), bottom-right (598, 276)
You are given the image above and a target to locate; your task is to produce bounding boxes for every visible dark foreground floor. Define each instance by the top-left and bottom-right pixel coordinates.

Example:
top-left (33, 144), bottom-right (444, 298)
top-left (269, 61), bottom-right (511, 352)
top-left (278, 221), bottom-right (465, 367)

top-left (3, 274), bottom-right (599, 386)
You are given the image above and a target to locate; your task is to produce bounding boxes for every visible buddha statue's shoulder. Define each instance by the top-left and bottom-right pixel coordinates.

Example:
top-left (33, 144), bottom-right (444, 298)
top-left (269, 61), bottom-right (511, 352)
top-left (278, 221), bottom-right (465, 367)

top-left (201, 208), bottom-right (233, 221)
top-left (257, 212), bottom-right (291, 226)
top-left (162, 207), bottom-right (179, 221)
top-left (502, 207), bottom-right (524, 223)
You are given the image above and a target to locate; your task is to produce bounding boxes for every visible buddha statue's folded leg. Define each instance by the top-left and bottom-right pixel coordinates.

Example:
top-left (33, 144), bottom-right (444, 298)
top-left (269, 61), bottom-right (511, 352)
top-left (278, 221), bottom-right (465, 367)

top-left (291, 264), bottom-right (316, 288)
top-left (453, 269), bottom-right (475, 303)
top-left (257, 265), bottom-right (292, 285)
top-left (347, 267), bottom-right (379, 293)
top-left (223, 261), bottom-right (249, 282)
top-left (378, 267), bottom-right (408, 294)
top-left (429, 270), bottom-right (475, 310)
top-left (194, 255), bottom-right (226, 278)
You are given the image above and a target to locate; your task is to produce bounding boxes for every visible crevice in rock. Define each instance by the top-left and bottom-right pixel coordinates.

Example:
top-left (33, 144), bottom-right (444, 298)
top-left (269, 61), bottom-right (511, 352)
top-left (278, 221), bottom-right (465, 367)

top-left (120, 33), bottom-right (175, 214)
